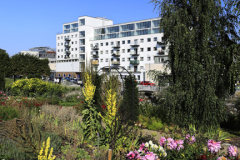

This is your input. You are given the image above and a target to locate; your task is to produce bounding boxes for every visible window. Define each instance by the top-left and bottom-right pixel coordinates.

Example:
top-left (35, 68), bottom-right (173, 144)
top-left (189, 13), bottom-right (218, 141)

top-left (147, 57), bottom-right (151, 61)
top-left (122, 41), bottom-right (125, 44)
top-left (101, 59), bottom-right (103, 62)
top-left (79, 19), bottom-right (85, 26)
top-left (61, 43), bottom-right (63, 46)
top-left (61, 36), bottom-right (63, 39)
top-left (75, 34), bottom-right (77, 37)
top-left (94, 28), bottom-right (106, 35)
top-left (111, 50), bottom-right (113, 53)
top-left (58, 56), bottom-right (60, 58)
top-left (136, 21), bottom-right (151, 29)
top-left (140, 48), bottom-right (144, 52)
top-left (128, 58), bottom-right (130, 61)
top-left (75, 41), bottom-right (77, 44)
top-left (58, 37), bottom-right (60, 40)
top-left (140, 39), bottom-right (144, 43)
top-left (75, 54), bottom-right (77, 57)
top-left (121, 24), bottom-right (134, 31)
top-left (106, 50), bottom-right (108, 54)
top-left (147, 47), bottom-right (151, 51)
top-left (72, 48), bottom-right (74, 51)
top-left (138, 75), bottom-right (140, 80)
top-left (154, 47), bottom-right (157, 51)
top-left (79, 31), bottom-right (85, 38)
top-left (75, 48), bottom-right (77, 51)
top-left (61, 49), bottom-right (63, 52)
top-left (72, 41), bottom-right (74, 44)
top-left (61, 55), bottom-right (63, 58)
top-left (122, 49), bottom-right (125, 53)
top-left (107, 26), bottom-right (119, 33)
top-left (71, 35), bottom-right (73, 38)
top-left (128, 66), bottom-right (131, 70)
top-left (140, 66), bottom-right (144, 70)
top-left (101, 43), bottom-right (103, 46)
top-left (106, 42), bottom-right (108, 46)
top-left (154, 37), bottom-right (157, 41)
top-left (111, 42), bottom-right (113, 45)
top-left (100, 51), bottom-right (103, 54)
top-left (80, 47), bottom-right (85, 53)
top-left (127, 40), bottom-right (131, 44)
top-left (152, 20), bottom-right (161, 27)
top-left (147, 38), bottom-right (151, 42)
top-left (127, 49), bottom-right (131, 53)
top-left (58, 43), bottom-right (59, 46)
top-left (80, 39), bottom-right (85, 45)
top-left (140, 57), bottom-right (144, 61)
top-left (106, 58), bottom-right (108, 62)
top-left (122, 58), bottom-right (125, 62)
top-left (58, 49), bottom-right (60, 52)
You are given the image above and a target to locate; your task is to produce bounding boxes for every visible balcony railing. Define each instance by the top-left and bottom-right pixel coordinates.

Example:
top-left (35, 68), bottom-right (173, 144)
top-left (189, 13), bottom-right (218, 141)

top-left (157, 41), bottom-right (165, 45)
top-left (92, 46), bottom-right (99, 50)
top-left (65, 50), bottom-right (70, 55)
top-left (130, 51), bottom-right (139, 56)
top-left (130, 60), bottom-right (140, 65)
top-left (111, 61), bottom-right (120, 65)
top-left (112, 44), bottom-right (121, 49)
top-left (93, 54), bottom-right (99, 58)
top-left (112, 52), bottom-right (121, 57)
top-left (92, 60), bottom-right (99, 65)
top-left (130, 42), bottom-right (140, 47)
top-left (157, 50), bottom-right (165, 55)
top-left (65, 37), bottom-right (71, 41)
top-left (64, 44), bottom-right (71, 48)
top-left (79, 58), bottom-right (85, 62)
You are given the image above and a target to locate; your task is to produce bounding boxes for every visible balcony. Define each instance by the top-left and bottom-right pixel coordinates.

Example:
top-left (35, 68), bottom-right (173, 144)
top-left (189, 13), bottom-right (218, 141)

top-left (130, 60), bottom-right (140, 65)
top-left (93, 53), bottom-right (99, 58)
top-left (79, 58), bottom-right (85, 62)
top-left (65, 38), bottom-right (71, 41)
top-left (92, 60), bottom-right (99, 65)
top-left (130, 51), bottom-right (139, 56)
top-left (64, 44), bottom-right (71, 48)
top-left (112, 44), bottom-right (120, 49)
top-left (157, 41), bottom-right (165, 45)
top-left (92, 45), bottom-right (99, 50)
top-left (130, 42), bottom-right (140, 47)
top-left (112, 52), bottom-right (121, 57)
top-left (157, 50), bottom-right (165, 55)
top-left (65, 50), bottom-right (70, 56)
top-left (111, 61), bottom-right (120, 65)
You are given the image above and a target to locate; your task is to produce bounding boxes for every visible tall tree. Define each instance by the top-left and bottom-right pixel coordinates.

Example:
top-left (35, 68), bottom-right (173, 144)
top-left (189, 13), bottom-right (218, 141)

top-left (151, 0), bottom-right (240, 129)
top-left (0, 49), bottom-right (11, 77)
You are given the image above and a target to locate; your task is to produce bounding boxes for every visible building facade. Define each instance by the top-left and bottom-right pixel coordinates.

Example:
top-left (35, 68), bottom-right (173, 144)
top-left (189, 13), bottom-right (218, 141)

top-left (56, 16), bottom-right (169, 81)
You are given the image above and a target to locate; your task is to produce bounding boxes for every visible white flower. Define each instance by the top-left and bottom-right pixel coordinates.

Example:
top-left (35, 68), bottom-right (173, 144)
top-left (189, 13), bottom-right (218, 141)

top-left (145, 142), bottom-right (149, 148)
top-left (149, 140), bottom-right (153, 145)
top-left (159, 146), bottom-right (164, 152)
top-left (154, 144), bottom-right (158, 150)
top-left (138, 150), bottom-right (141, 153)
top-left (163, 152), bottom-right (167, 157)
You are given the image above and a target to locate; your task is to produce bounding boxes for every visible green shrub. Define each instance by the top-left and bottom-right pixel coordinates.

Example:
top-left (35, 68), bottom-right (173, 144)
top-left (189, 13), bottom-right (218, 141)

top-left (0, 73), bottom-right (5, 92)
top-left (11, 78), bottom-right (64, 97)
top-left (65, 94), bottom-right (83, 103)
top-left (0, 105), bottom-right (20, 121)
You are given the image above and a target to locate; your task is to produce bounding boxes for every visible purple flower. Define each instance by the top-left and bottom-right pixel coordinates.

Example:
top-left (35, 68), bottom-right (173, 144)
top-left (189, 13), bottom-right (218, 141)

top-left (167, 138), bottom-right (177, 150)
top-left (159, 137), bottom-right (166, 147)
top-left (126, 151), bottom-right (135, 159)
top-left (207, 139), bottom-right (221, 154)
top-left (188, 135), bottom-right (196, 144)
top-left (142, 151), bottom-right (158, 160)
top-left (186, 134), bottom-right (190, 140)
top-left (217, 156), bottom-right (228, 160)
top-left (227, 145), bottom-right (238, 157)
top-left (175, 140), bottom-right (184, 151)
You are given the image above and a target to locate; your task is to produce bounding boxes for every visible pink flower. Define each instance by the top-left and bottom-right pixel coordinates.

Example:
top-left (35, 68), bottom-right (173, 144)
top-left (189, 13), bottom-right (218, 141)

top-left (3, 94), bottom-right (5, 96)
top-left (167, 138), bottom-right (177, 150)
top-left (135, 124), bottom-right (137, 126)
top-left (175, 140), bottom-right (184, 151)
top-left (185, 134), bottom-right (190, 140)
top-left (139, 143), bottom-right (145, 151)
top-left (228, 145), bottom-right (238, 157)
top-left (217, 156), bottom-right (228, 160)
top-left (77, 96), bottom-right (79, 98)
top-left (207, 139), bottom-right (221, 154)
top-left (142, 151), bottom-right (158, 160)
top-left (159, 137), bottom-right (166, 147)
top-left (0, 91), bottom-right (2, 94)
top-left (126, 151), bottom-right (135, 159)
top-left (139, 124), bottom-right (141, 127)
top-left (189, 135), bottom-right (196, 144)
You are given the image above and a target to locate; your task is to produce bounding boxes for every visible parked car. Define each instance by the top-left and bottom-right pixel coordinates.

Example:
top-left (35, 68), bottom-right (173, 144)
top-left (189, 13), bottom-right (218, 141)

top-left (140, 81), bottom-right (155, 86)
top-left (73, 79), bottom-right (78, 84)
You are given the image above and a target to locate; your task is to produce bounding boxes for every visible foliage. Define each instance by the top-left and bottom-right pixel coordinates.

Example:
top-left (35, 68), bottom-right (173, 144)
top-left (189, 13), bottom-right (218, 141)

top-left (10, 53), bottom-right (51, 78)
top-left (11, 78), bottom-right (64, 97)
top-left (120, 74), bottom-right (139, 124)
top-left (81, 71), bottom-right (103, 141)
top-left (92, 73), bottom-right (103, 114)
top-left (38, 137), bottom-right (56, 160)
top-left (138, 115), bottom-right (164, 131)
top-left (150, 0), bottom-right (240, 131)
top-left (0, 49), bottom-right (11, 77)
top-left (64, 93), bottom-right (83, 103)
top-left (60, 142), bottom-right (91, 160)
top-left (0, 104), bottom-right (20, 121)
top-left (0, 73), bottom-right (5, 92)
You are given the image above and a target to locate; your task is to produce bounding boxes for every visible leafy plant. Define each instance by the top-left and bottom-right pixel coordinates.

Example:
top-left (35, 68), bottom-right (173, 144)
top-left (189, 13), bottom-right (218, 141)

top-left (38, 137), bottom-right (56, 160)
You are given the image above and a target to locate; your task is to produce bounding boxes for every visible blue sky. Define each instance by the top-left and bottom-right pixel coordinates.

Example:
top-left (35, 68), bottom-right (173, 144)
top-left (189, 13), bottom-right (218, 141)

top-left (0, 0), bottom-right (238, 56)
top-left (0, 0), bottom-right (158, 56)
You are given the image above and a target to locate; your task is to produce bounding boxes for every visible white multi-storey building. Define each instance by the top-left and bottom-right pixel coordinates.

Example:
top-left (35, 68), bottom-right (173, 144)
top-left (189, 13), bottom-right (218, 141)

top-left (56, 16), bottom-right (169, 81)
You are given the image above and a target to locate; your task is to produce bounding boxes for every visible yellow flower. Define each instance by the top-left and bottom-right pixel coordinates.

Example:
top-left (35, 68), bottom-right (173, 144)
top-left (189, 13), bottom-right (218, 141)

top-left (38, 137), bottom-right (56, 160)
top-left (82, 72), bottom-right (96, 104)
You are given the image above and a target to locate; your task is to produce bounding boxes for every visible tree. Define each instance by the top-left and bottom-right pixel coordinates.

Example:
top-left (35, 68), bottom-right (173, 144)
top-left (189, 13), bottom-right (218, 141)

top-left (0, 49), bottom-right (11, 77)
top-left (151, 0), bottom-right (240, 130)
top-left (10, 53), bottom-right (50, 78)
